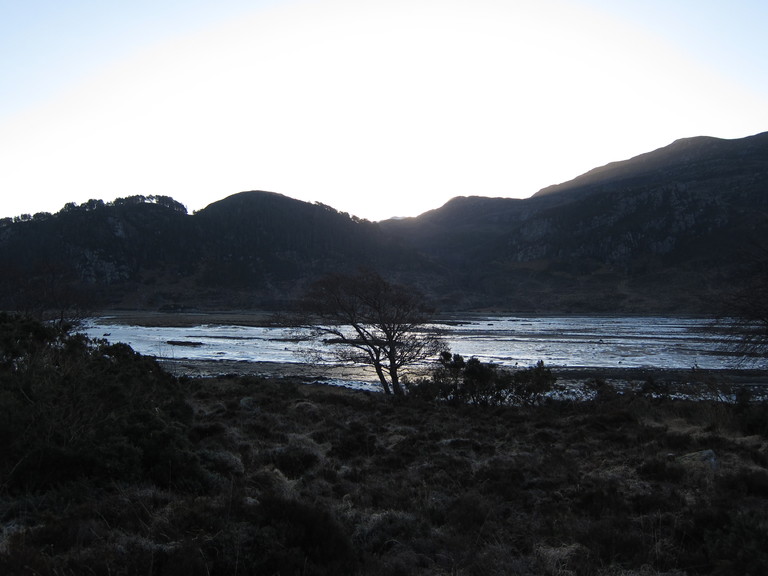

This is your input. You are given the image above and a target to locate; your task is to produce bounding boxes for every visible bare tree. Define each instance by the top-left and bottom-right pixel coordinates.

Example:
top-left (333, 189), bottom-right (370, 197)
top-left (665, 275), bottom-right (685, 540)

top-left (298, 271), bottom-right (443, 395)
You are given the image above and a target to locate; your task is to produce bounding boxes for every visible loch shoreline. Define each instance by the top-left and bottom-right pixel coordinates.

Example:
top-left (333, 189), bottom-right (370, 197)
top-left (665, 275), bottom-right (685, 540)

top-left (92, 309), bottom-right (768, 393)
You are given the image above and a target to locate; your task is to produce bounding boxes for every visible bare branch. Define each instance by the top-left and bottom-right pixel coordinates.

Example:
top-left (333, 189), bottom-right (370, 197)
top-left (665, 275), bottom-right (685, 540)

top-left (295, 271), bottom-right (442, 395)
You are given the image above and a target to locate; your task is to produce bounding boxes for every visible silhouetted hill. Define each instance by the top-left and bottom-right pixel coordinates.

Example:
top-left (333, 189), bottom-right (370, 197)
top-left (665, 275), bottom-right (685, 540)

top-left (0, 192), bottom-right (433, 312)
top-left (0, 196), bottom-right (194, 312)
top-left (381, 131), bottom-right (768, 311)
top-left (190, 191), bottom-right (436, 305)
top-left (1, 132), bottom-right (767, 313)
top-left (535, 131), bottom-right (768, 201)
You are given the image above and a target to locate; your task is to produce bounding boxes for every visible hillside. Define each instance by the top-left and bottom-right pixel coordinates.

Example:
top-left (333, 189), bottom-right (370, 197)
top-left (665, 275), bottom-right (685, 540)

top-left (0, 192), bottom-right (437, 312)
top-left (535, 131), bottom-right (768, 200)
top-left (382, 131), bottom-right (768, 311)
top-left (1, 131), bottom-right (767, 313)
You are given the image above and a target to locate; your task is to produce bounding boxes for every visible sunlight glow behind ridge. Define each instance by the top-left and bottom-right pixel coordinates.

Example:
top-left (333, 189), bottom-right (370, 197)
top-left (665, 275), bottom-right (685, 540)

top-left (0, 0), bottom-right (766, 221)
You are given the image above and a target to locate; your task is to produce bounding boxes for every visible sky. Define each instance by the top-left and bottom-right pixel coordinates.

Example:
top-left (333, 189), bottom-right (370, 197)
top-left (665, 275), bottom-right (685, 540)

top-left (1, 0), bottom-right (767, 222)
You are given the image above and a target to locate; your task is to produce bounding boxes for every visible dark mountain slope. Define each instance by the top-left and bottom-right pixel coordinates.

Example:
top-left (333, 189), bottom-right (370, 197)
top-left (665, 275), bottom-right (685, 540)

top-left (382, 131), bottom-right (768, 312)
top-left (0, 199), bottom-right (194, 311)
top-left (0, 192), bottom-right (435, 311)
top-left (535, 131), bottom-right (768, 201)
top-left (190, 191), bottom-right (438, 304)
top-left (1, 132), bottom-right (766, 313)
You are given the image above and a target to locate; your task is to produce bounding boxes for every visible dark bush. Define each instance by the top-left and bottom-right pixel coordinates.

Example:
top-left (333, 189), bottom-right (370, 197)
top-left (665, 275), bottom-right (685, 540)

top-left (677, 505), bottom-right (768, 574)
top-left (409, 352), bottom-right (555, 406)
top-left (329, 420), bottom-right (378, 458)
top-left (474, 457), bottom-right (527, 500)
top-left (254, 496), bottom-right (356, 575)
top-left (736, 402), bottom-right (768, 438)
top-left (704, 508), bottom-right (768, 575)
top-left (576, 515), bottom-right (648, 567)
top-left (508, 360), bottom-right (557, 406)
top-left (718, 467), bottom-right (768, 498)
top-left (0, 313), bottom-right (204, 493)
top-left (271, 444), bottom-right (320, 478)
top-left (637, 457), bottom-right (687, 483)
top-left (446, 492), bottom-right (491, 532)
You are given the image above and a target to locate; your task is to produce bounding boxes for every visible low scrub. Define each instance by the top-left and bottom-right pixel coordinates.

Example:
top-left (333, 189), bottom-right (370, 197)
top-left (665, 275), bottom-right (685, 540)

top-left (2, 314), bottom-right (768, 575)
top-left (0, 313), bottom-right (203, 492)
top-left (408, 351), bottom-right (556, 406)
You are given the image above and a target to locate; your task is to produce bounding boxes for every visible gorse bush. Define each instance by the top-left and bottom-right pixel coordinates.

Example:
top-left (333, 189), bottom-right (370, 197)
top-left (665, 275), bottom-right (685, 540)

top-left (0, 313), bottom-right (203, 493)
top-left (408, 351), bottom-right (555, 406)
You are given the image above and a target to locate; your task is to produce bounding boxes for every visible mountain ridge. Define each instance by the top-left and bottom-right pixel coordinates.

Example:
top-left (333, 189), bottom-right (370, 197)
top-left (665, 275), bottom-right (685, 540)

top-left (530, 131), bottom-right (768, 202)
top-left (1, 131), bottom-right (766, 314)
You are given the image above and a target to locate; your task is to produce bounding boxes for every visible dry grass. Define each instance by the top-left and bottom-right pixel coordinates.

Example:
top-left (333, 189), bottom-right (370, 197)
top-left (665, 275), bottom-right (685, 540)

top-left (3, 373), bottom-right (768, 575)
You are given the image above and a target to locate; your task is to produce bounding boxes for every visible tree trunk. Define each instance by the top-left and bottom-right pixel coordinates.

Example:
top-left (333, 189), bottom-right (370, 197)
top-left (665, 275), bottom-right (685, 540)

top-left (389, 363), bottom-right (404, 396)
top-left (373, 361), bottom-right (392, 395)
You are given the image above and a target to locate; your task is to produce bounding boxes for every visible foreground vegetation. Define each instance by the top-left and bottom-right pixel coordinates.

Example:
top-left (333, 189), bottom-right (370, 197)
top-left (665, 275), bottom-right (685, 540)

top-left (2, 315), bottom-right (768, 575)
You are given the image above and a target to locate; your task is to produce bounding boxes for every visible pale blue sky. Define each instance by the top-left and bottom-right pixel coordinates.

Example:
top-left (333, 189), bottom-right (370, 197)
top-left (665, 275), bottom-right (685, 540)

top-left (2, 0), bottom-right (767, 221)
top-left (0, 1), bottom-right (278, 115)
top-left (588, 0), bottom-right (768, 95)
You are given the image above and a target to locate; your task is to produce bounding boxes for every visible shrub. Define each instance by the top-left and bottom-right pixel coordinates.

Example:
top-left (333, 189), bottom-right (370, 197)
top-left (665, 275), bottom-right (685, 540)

top-left (508, 360), bottom-right (557, 406)
top-left (353, 509), bottom-right (428, 555)
top-left (735, 402), bottom-right (768, 438)
top-left (637, 457), bottom-right (687, 483)
top-left (678, 506), bottom-right (768, 574)
top-left (704, 508), bottom-right (768, 574)
top-left (718, 467), bottom-right (768, 498)
top-left (0, 314), bottom-right (204, 493)
top-left (254, 495), bottom-right (356, 575)
top-left (409, 352), bottom-right (555, 406)
top-left (271, 444), bottom-right (320, 478)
